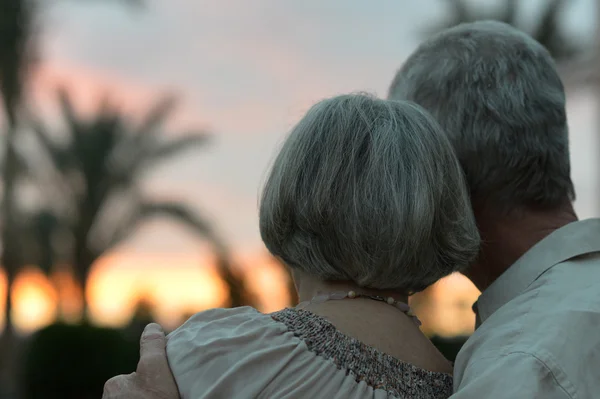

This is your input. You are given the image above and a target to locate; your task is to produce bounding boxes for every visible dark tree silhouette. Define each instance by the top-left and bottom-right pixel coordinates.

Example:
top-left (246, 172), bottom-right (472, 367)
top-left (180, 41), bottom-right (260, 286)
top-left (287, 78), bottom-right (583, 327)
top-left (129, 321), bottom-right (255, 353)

top-left (215, 256), bottom-right (256, 308)
top-left (0, 0), bottom-right (38, 394)
top-left (0, 1), bottom-right (157, 396)
top-left (0, 0), bottom-right (37, 363)
top-left (427, 0), bottom-right (585, 62)
top-left (27, 89), bottom-right (252, 319)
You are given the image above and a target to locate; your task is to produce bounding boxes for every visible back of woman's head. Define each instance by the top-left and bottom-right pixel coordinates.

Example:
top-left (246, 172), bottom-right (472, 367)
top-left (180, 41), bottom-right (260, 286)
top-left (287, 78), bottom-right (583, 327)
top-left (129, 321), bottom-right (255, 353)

top-left (260, 94), bottom-right (479, 294)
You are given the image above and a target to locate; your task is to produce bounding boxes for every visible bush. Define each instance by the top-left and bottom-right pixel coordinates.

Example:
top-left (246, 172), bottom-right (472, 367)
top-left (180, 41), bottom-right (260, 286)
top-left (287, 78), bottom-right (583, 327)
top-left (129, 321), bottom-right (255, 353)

top-left (21, 323), bottom-right (139, 399)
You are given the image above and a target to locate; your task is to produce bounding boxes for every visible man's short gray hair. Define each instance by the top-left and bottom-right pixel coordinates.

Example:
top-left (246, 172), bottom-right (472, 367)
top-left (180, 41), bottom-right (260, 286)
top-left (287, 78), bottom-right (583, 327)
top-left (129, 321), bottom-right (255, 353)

top-left (259, 94), bottom-right (479, 293)
top-left (388, 20), bottom-right (574, 210)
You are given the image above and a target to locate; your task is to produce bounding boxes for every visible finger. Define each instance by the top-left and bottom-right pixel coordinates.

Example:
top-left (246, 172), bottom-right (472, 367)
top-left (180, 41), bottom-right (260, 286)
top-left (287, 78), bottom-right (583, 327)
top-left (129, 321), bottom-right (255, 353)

top-left (138, 323), bottom-right (172, 377)
top-left (140, 323), bottom-right (166, 359)
top-left (103, 373), bottom-right (134, 398)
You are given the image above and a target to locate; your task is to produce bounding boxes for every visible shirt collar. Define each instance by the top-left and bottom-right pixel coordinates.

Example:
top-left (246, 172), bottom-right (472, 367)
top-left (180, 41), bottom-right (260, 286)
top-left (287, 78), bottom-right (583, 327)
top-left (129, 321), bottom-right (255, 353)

top-left (473, 219), bottom-right (600, 326)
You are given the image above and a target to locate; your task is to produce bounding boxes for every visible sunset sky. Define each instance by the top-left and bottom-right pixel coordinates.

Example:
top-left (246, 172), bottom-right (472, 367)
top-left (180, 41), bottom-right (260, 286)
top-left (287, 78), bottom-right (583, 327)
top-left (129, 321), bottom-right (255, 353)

top-left (2, 0), bottom-right (599, 333)
top-left (37, 0), bottom-right (598, 253)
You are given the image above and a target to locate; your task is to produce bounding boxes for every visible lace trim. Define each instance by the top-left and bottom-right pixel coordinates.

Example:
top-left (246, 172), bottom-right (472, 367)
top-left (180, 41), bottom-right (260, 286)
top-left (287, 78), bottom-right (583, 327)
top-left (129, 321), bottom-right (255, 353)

top-left (270, 308), bottom-right (452, 398)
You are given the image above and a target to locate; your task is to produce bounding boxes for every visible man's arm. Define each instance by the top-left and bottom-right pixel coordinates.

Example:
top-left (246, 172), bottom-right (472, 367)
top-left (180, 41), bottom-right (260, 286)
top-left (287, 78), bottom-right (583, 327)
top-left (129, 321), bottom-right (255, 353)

top-left (103, 323), bottom-right (180, 399)
top-left (451, 352), bottom-right (575, 399)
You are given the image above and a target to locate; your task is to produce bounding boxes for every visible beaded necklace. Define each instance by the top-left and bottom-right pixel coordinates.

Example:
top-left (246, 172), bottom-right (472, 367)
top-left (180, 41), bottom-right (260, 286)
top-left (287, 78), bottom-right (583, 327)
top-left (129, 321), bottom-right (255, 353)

top-left (297, 290), bottom-right (421, 326)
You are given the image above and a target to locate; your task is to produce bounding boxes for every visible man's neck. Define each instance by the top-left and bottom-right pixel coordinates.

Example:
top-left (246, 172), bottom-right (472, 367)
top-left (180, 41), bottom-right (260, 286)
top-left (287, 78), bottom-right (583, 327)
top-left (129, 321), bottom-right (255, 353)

top-left (467, 202), bottom-right (578, 292)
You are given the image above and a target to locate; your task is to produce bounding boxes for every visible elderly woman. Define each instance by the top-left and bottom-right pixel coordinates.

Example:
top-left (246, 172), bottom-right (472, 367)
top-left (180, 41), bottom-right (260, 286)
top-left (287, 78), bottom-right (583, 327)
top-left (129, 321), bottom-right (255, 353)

top-left (135, 94), bottom-right (479, 399)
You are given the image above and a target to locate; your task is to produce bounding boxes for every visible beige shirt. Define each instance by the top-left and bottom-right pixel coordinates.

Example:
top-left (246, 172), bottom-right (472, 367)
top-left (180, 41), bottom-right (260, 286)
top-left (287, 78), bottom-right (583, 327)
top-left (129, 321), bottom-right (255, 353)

top-left (166, 307), bottom-right (453, 398)
top-left (451, 219), bottom-right (600, 399)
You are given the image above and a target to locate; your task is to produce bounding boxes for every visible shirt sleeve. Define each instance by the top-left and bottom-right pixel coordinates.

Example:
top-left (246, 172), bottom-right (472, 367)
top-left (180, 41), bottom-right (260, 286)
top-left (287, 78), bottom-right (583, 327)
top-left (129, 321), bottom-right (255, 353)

top-left (450, 352), bottom-right (575, 399)
top-left (165, 307), bottom-right (298, 399)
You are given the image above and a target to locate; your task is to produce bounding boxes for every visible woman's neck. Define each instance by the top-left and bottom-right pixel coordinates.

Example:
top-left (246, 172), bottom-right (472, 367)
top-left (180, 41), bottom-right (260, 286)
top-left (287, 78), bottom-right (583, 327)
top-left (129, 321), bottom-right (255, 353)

top-left (294, 273), bottom-right (409, 306)
top-left (290, 271), bottom-right (452, 373)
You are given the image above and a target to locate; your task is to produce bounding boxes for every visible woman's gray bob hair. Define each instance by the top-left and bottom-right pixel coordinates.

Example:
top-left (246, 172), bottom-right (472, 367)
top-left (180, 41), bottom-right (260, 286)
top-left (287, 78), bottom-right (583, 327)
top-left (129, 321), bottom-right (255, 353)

top-left (259, 94), bottom-right (479, 294)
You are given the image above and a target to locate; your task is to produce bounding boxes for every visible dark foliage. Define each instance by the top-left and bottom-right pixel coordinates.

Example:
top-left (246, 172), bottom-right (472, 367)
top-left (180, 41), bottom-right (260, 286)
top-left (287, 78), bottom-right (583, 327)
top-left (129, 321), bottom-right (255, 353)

top-left (427, 0), bottom-right (585, 62)
top-left (21, 323), bottom-right (139, 399)
top-left (430, 335), bottom-right (470, 363)
top-left (26, 90), bottom-right (247, 316)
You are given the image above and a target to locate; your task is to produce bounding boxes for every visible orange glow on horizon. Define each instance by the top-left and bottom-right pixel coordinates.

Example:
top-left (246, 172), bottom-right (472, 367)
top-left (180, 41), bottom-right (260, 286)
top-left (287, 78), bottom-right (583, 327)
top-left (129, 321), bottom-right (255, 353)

top-left (12, 267), bottom-right (58, 333)
top-left (0, 253), bottom-right (294, 333)
top-left (52, 268), bottom-right (84, 323)
top-left (0, 253), bottom-right (479, 336)
top-left (0, 269), bottom-right (6, 328)
top-left (411, 273), bottom-right (480, 337)
top-left (245, 257), bottom-right (293, 313)
top-left (87, 254), bottom-right (231, 328)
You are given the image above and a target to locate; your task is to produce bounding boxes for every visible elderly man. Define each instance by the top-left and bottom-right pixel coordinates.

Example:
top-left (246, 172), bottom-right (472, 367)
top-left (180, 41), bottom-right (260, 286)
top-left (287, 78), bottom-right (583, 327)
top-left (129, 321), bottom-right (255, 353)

top-left (104, 21), bottom-right (600, 399)
top-left (388, 20), bottom-right (600, 398)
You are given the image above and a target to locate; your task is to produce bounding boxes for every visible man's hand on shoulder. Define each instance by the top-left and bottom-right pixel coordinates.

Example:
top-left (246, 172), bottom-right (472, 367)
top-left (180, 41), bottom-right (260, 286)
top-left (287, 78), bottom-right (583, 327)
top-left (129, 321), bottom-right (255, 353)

top-left (103, 323), bottom-right (180, 399)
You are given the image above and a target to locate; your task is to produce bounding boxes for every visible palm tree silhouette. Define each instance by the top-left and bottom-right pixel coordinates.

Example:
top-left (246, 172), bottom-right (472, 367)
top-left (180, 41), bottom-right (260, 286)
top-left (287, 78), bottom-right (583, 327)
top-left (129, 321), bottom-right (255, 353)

top-left (28, 88), bottom-right (254, 319)
top-left (0, 1), bottom-right (39, 394)
top-left (0, 1), bottom-right (157, 395)
top-left (0, 0), bottom-right (37, 362)
top-left (426, 0), bottom-right (585, 62)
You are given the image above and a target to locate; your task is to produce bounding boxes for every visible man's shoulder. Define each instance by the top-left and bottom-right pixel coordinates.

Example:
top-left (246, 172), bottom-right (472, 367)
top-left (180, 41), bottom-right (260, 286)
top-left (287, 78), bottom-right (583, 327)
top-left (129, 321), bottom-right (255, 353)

top-left (456, 254), bottom-right (600, 398)
top-left (451, 350), bottom-right (577, 398)
top-left (463, 254), bottom-right (600, 355)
